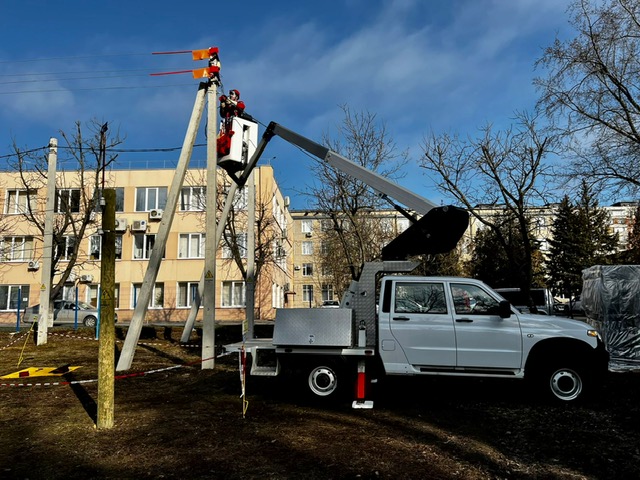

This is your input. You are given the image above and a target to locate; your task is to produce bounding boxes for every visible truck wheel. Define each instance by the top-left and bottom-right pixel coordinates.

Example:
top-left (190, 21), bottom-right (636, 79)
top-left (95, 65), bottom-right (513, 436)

top-left (537, 364), bottom-right (587, 402)
top-left (304, 361), bottom-right (350, 403)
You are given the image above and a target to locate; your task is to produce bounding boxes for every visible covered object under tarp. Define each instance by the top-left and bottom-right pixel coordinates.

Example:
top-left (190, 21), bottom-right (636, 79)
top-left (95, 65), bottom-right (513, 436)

top-left (582, 265), bottom-right (640, 365)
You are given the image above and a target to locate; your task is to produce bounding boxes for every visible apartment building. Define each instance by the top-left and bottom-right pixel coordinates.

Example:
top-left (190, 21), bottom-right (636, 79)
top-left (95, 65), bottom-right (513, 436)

top-left (0, 165), bottom-right (292, 325)
top-left (287, 209), bottom-right (412, 308)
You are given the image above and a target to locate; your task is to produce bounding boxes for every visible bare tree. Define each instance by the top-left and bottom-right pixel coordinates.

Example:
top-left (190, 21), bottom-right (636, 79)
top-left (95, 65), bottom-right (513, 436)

top-left (11, 120), bottom-right (122, 302)
top-left (420, 112), bottom-right (555, 306)
top-left (536, 0), bottom-right (640, 197)
top-left (308, 105), bottom-right (408, 285)
top-left (217, 179), bottom-right (287, 318)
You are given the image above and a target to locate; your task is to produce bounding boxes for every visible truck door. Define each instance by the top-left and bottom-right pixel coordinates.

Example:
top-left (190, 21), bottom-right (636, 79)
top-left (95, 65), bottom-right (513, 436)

top-left (388, 281), bottom-right (456, 367)
top-left (449, 282), bottom-right (522, 368)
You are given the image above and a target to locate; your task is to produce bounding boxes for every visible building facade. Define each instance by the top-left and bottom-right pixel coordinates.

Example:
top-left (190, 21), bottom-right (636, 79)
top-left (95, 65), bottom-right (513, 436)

top-left (0, 166), bottom-right (292, 325)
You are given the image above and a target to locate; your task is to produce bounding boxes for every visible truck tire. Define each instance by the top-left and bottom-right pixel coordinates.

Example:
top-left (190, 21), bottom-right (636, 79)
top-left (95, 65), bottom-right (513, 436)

top-left (535, 363), bottom-right (588, 403)
top-left (304, 361), bottom-right (348, 403)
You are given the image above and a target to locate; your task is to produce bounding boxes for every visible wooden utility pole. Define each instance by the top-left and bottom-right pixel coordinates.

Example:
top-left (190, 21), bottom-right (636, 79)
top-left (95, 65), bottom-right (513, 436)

top-left (37, 138), bottom-right (57, 345)
top-left (97, 189), bottom-right (116, 429)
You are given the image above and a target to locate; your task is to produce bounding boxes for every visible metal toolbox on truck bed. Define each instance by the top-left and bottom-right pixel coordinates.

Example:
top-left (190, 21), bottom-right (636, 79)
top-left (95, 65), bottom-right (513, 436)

top-left (273, 308), bottom-right (354, 347)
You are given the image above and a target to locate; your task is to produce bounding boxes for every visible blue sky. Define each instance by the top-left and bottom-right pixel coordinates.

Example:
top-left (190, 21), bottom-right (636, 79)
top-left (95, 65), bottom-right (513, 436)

top-left (0, 0), bottom-right (574, 209)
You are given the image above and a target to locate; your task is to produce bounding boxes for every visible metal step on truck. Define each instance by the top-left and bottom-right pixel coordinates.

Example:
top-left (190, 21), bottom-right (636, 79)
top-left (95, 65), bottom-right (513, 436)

top-left (222, 121), bottom-right (609, 408)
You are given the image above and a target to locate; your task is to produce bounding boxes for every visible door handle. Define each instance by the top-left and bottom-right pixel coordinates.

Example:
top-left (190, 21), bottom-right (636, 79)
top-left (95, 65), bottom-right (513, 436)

top-left (456, 318), bottom-right (473, 323)
top-left (392, 316), bottom-right (410, 321)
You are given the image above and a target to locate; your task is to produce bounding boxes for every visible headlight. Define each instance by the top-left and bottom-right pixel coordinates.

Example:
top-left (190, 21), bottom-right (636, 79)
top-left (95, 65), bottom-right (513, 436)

top-left (587, 329), bottom-right (601, 340)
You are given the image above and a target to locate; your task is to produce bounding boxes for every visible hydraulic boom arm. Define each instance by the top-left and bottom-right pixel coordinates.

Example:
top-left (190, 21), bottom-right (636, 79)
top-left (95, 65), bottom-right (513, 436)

top-left (227, 121), bottom-right (469, 259)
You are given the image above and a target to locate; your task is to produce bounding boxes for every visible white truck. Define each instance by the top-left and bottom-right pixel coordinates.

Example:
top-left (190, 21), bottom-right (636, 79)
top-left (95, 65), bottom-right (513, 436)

top-left (222, 122), bottom-right (609, 407)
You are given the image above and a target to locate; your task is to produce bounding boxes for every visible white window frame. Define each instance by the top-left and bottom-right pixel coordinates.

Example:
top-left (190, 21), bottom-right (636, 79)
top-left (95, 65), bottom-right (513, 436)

top-left (303, 284), bottom-right (314, 303)
top-left (55, 188), bottom-right (81, 213)
top-left (178, 233), bottom-right (205, 258)
top-left (1, 236), bottom-right (34, 262)
top-left (133, 234), bottom-right (163, 260)
top-left (302, 241), bottom-right (313, 255)
top-left (301, 219), bottom-right (313, 234)
top-left (132, 283), bottom-right (164, 308)
top-left (56, 236), bottom-right (76, 261)
top-left (89, 235), bottom-right (101, 260)
top-left (177, 281), bottom-right (200, 308)
top-left (221, 280), bottom-right (245, 307)
top-left (135, 187), bottom-right (167, 212)
top-left (5, 189), bottom-right (36, 215)
top-left (302, 263), bottom-right (313, 276)
top-left (322, 284), bottom-right (335, 302)
top-left (0, 284), bottom-right (30, 311)
top-left (222, 232), bottom-right (247, 259)
top-left (180, 186), bottom-right (206, 211)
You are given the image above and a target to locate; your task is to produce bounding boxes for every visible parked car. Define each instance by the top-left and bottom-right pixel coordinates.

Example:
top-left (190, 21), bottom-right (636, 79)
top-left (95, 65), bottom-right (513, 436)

top-left (23, 300), bottom-right (115, 327)
top-left (321, 300), bottom-right (340, 308)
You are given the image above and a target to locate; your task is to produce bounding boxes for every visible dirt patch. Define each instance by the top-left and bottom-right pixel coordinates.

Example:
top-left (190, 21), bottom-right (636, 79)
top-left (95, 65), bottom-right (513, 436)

top-left (1, 326), bottom-right (638, 479)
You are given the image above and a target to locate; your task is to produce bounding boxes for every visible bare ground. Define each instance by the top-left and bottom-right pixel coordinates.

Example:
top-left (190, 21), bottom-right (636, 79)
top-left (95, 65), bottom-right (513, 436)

top-left (1, 325), bottom-right (639, 480)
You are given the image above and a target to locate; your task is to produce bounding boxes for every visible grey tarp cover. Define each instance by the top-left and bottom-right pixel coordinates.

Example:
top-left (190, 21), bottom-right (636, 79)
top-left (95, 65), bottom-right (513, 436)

top-left (582, 265), bottom-right (640, 364)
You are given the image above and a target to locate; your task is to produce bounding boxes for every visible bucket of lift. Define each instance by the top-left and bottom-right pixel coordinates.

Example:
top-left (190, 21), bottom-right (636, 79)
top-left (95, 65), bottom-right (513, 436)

top-left (381, 205), bottom-right (469, 260)
top-left (217, 117), bottom-right (259, 176)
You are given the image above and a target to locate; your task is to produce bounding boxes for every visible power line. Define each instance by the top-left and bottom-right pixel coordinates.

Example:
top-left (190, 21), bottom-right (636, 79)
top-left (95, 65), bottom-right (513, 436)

top-left (0, 52), bottom-right (149, 64)
top-left (0, 83), bottom-right (194, 95)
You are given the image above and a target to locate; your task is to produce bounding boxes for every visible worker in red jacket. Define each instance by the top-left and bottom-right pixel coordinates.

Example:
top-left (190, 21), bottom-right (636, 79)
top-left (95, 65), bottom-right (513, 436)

top-left (217, 89), bottom-right (246, 157)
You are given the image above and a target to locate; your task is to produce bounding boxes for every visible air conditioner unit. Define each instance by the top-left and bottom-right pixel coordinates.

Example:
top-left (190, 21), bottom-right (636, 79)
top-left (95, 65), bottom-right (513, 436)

top-left (294, 265), bottom-right (301, 271)
top-left (115, 218), bottom-right (128, 231)
top-left (80, 274), bottom-right (94, 283)
top-left (132, 220), bottom-right (147, 231)
top-left (149, 208), bottom-right (163, 220)
top-left (27, 260), bottom-right (40, 271)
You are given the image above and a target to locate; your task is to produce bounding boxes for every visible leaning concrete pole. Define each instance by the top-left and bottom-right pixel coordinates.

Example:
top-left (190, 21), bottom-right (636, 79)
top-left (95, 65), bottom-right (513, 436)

top-left (180, 181), bottom-right (237, 343)
top-left (37, 138), bottom-right (57, 346)
top-left (202, 81), bottom-right (218, 369)
top-left (97, 189), bottom-right (116, 429)
top-left (117, 83), bottom-right (207, 371)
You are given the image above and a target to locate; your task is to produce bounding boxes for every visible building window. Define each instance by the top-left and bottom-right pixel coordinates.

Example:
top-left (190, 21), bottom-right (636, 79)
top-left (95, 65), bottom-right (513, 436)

top-left (55, 189), bottom-right (81, 213)
top-left (322, 284), bottom-right (335, 302)
top-left (302, 241), bottom-right (313, 255)
top-left (223, 185), bottom-right (248, 210)
top-left (133, 234), bottom-right (164, 259)
top-left (115, 187), bottom-right (125, 212)
top-left (55, 236), bottom-right (76, 261)
top-left (301, 219), bottom-right (313, 234)
top-left (0, 285), bottom-right (30, 311)
top-left (89, 235), bottom-right (101, 260)
top-left (133, 283), bottom-right (164, 308)
top-left (222, 232), bottom-right (247, 258)
top-left (5, 189), bottom-right (36, 215)
top-left (177, 282), bottom-right (200, 308)
top-left (303, 285), bottom-right (314, 303)
top-left (221, 281), bottom-right (245, 307)
top-left (302, 263), bottom-right (313, 276)
top-left (180, 186), bottom-right (206, 211)
top-left (115, 235), bottom-right (122, 260)
top-left (178, 233), bottom-right (205, 258)
top-left (135, 187), bottom-right (167, 212)
top-left (87, 284), bottom-right (99, 307)
top-left (1, 237), bottom-right (34, 262)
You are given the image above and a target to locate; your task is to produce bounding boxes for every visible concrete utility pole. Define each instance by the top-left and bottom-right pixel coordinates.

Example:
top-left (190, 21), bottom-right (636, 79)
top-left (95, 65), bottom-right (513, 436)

top-left (117, 83), bottom-right (208, 371)
top-left (245, 170), bottom-right (256, 340)
top-left (97, 189), bottom-right (116, 429)
top-left (37, 138), bottom-right (57, 346)
top-left (180, 180), bottom-right (237, 343)
top-left (201, 81), bottom-right (218, 369)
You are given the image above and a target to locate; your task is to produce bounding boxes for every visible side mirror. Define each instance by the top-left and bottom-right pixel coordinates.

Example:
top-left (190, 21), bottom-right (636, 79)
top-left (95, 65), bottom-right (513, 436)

top-left (498, 300), bottom-right (512, 319)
